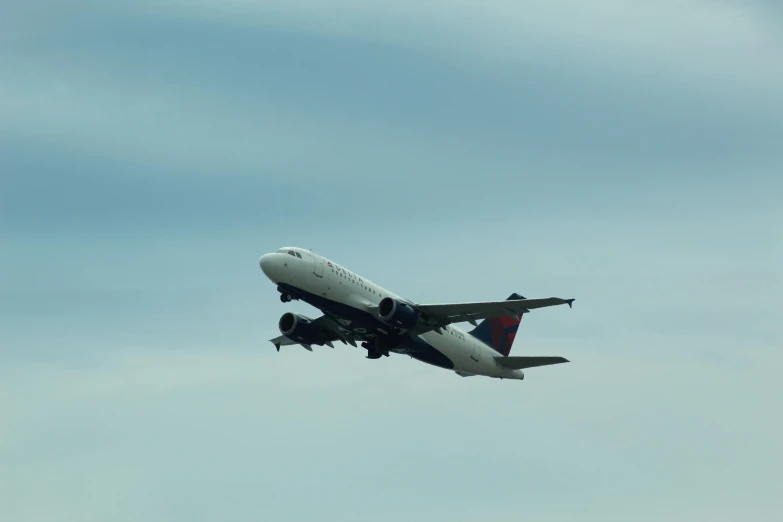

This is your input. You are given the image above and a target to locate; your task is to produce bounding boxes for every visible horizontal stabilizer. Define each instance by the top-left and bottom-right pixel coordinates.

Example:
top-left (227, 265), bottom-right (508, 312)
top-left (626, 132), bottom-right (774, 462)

top-left (495, 356), bottom-right (569, 370)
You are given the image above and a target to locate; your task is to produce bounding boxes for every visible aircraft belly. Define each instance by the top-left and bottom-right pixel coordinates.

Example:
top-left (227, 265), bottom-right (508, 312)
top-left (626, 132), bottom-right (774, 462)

top-left (421, 331), bottom-right (503, 377)
top-left (420, 331), bottom-right (481, 373)
top-left (276, 282), bottom-right (457, 370)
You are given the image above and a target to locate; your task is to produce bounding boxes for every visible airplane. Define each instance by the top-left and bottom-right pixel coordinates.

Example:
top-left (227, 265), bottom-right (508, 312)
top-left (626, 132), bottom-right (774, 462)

top-left (259, 247), bottom-right (574, 380)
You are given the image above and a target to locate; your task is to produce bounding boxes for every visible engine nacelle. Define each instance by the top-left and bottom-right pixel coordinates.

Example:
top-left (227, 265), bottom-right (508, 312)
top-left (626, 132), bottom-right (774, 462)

top-left (377, 297), bottom-right (418, 330)
top-left (278, 312), bottom-right (323, 345)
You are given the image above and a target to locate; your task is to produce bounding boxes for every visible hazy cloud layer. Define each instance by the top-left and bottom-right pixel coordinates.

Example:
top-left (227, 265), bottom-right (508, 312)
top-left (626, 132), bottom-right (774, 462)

top-left (1, 1), bottom-right (781, 521)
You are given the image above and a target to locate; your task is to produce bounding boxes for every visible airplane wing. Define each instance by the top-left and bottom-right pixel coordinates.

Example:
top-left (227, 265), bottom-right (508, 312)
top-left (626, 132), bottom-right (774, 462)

top-left (268, 314), bottom-right (359, 352)
top-left (415, 297), bottom-right (574, 328)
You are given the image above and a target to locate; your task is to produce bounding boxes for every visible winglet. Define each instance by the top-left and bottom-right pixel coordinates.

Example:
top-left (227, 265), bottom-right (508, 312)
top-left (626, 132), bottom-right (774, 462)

top-left (566, 299), bottom-right (575, 308)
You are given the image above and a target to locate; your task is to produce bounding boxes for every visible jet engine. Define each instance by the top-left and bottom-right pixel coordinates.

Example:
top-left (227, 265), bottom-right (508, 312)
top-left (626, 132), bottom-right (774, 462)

top-left (278, 312), bottom-right (325, 345)
top-left (377, 297), bottom-right (418, 330)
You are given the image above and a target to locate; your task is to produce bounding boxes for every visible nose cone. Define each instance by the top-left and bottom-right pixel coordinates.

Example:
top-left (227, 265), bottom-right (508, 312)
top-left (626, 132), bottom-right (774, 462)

top-left (259, 254), bottom-right (276, 280)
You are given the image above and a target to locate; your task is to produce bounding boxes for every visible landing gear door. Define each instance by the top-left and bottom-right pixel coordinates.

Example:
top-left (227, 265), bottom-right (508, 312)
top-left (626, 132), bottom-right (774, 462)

top-left (471, 339), bottom-right (481, 363)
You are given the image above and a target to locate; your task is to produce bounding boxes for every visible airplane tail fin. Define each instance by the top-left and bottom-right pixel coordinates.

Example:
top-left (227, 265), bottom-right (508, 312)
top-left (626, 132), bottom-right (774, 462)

top-left (468, 293), bottom-right (525, 356)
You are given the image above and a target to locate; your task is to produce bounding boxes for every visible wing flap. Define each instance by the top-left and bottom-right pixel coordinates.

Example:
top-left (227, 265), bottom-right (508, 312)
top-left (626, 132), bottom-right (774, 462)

top-left (268, 314), bottom-right (360, 351)
top-left (269, 335), bottom-right (299, 351)
top-left (495, 356), bottom-right (570, 370)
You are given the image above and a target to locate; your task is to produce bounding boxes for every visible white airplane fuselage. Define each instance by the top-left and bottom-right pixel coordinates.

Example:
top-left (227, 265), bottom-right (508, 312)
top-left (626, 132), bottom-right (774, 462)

top-left (260, 247), bottom-right (525, 380)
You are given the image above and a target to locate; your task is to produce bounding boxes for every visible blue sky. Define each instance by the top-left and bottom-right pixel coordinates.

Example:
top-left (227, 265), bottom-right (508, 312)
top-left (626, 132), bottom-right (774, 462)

top-left (1, 1), bottom-right (782, 520)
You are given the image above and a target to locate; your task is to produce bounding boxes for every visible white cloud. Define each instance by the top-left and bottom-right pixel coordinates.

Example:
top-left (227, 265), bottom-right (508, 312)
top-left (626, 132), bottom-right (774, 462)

top-left (2, 0), bottom-right (781, 180)
top-left (2, 3), bottom-right (782, 520)
top-left (148, 0), bottom-right (783, 99)
top-left (0, 52), bottom-right (521, 182)
top-left (1, 330), bottom-right (781, 521)
top-left (0, 67), bottom-right (390, 179)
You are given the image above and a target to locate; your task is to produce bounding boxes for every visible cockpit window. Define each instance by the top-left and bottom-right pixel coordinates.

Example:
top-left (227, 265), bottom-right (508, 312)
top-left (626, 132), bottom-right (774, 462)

top-left (287, 250), bottom-right (296, 256)
top-left (295, 252), bottom-right (302, 258)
